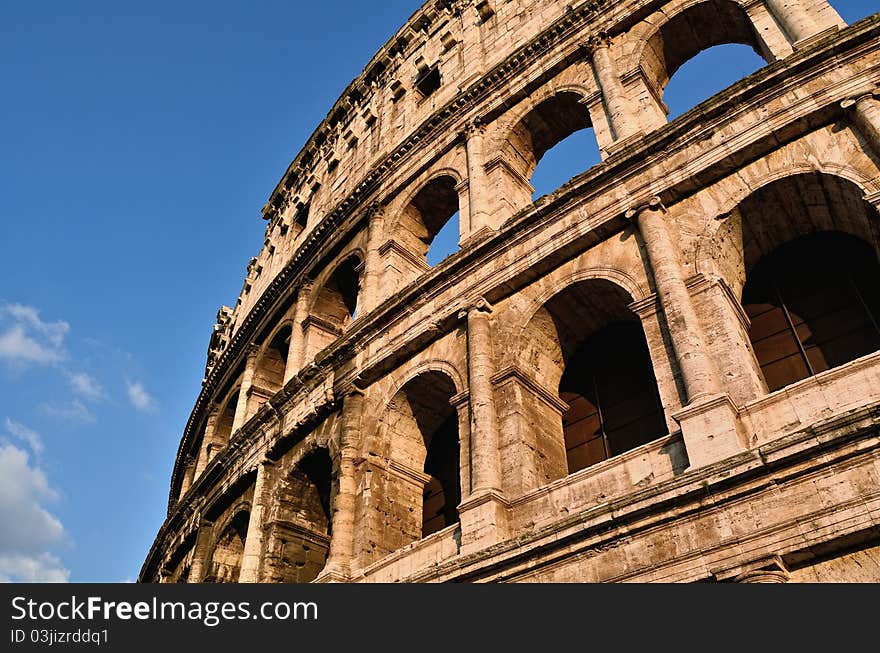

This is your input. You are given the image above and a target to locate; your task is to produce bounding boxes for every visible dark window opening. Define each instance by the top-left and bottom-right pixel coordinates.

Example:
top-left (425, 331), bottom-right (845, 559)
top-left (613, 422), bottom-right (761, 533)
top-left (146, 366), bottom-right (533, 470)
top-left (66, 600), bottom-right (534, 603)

top-left (294, 201), bottom-right (310, 229)
top-left (560, 321), bottom-right (667, 474)
top-left (421, 413), bottom-right (460, 537)
top-left (415, 65), bottom-right (442, 98)
top-left (743, 232), bottom-right (880, 392)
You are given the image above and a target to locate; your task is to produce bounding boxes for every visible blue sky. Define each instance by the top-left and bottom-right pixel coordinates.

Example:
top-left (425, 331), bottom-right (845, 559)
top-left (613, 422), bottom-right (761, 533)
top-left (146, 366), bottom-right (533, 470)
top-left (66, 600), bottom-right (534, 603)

top-left (0, 1), bottom-right (876, 582)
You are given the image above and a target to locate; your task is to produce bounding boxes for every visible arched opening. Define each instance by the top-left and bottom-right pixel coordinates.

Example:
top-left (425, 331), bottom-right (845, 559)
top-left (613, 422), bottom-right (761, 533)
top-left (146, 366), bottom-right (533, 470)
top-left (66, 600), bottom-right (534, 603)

top-left (249, 325), bottom-right (291, 413)
top-left (313, 254), bottom-right (361, 325)
top-left (265, 448), bottom-right (333, 583)
top-left (531, 129), bottom-right (602, 199)
top-left (205, 510), bottom-right (249, 583)
top-left (303, 254), bottom-right (362, 362)
top-left (743, 233), bottom-right (880, 392)
top-left (520, 279), bottom-right (667, 478)
top-left (641, 0), bottom-right (771, 121)
top-left (213, 388), bottom-right (239, 445)
top-left (729, 173), bottom-right (880, 393)
top-left (372, 371), bottom-right (460, 556)
top-left (426, 211), bottom-right (460, 266)
top-left (663, 43), bottom-right (766, 119)
top-left (402, 175), bottom-right (460, 266)
top-left (503, 92), bottom-right (598, 202)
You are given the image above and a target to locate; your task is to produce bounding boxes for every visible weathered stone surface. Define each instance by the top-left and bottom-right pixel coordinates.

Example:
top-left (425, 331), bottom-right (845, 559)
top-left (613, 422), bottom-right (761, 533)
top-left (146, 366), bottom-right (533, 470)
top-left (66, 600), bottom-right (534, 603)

top-left (141, 0), bottom-right (880, 584)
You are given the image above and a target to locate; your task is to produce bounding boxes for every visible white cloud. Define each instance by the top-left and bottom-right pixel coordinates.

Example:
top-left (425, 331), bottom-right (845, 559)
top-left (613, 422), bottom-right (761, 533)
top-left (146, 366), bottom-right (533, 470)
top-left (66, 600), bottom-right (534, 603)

top-left (66, 372), bottom-right (104, 400)
top-left (126, 381), bottom-right (157, 413)
top-left (40, 399), bottom-right (95, 424)
top-left (0, 304), bottom-right (69, 366)
top-left (3, 418), bottom-right (43, 456)
top-left (0, 442), bottom-right (69, 582)
top-left (0, 553), bottom-right (69, 583)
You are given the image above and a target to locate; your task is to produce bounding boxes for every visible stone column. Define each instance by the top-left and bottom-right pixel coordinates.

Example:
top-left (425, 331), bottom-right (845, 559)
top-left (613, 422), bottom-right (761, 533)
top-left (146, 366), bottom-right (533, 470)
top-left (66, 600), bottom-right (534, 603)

top-left (842, 93), bottom-right (880, 156)
top-left (231, 344), bottom-right (260, 434)
top-left (457, 298), bottom-right (509, 554)
top-left (764, 0), bottom-right (834, 45)
top-left (322, 389), bottom-right (363, 580)
top-left (463, 299), bottom-right (503, 494)
top-left (463, 121), bottom-right (491, 236)
top-left (186, 521), bottom-right (214, 583)
top-left (238, 459), bottom-right (275, 583)
top-left (284, 281), bottom-right (313, 383)
top-left (361, 205), bottom-right (386, 315)
top-left (627, 197), bottom-right (746, 467)
top-left (627, 198), bottom-right (719, 402)
top-left (588, 33), bottom-right (638, 142)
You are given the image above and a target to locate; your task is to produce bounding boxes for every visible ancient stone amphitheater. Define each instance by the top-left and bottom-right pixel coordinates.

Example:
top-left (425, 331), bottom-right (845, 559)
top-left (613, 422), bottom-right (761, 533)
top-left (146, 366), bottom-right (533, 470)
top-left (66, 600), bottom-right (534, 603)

top-left (141, 0), bottom-right (880, 583)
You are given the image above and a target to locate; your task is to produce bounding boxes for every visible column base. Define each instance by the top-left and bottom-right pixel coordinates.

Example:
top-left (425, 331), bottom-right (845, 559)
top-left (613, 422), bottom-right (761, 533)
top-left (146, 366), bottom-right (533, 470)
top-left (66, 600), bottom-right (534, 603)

top-left (457, 489), bottom-right (511, 556)
top-left (602, 130), bottom-right (644, 159)
top-left (793, 26), bottom-right (838, 51)
top-left (672, 393), bottom-right (748, 469)
top-left (313, 564), bottom-right (351, 583)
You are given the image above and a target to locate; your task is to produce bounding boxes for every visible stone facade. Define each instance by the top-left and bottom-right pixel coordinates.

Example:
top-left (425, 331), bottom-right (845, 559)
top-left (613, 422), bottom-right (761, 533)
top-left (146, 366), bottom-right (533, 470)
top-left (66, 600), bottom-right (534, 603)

top-left (141, 0), bottom-right (880, 584)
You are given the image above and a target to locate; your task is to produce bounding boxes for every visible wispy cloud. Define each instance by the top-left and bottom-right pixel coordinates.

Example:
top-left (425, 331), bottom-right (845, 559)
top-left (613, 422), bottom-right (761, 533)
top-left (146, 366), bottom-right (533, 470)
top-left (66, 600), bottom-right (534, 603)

top-left (0, 304), bottom-right (68, 367)
top-left (40, 399), bottom-right (96, 424)
top-left (3, 418), bottom-right (44, 456)
top-left (0, 442), bottom-right (69, 582)
top-left (126, 381), bottom-right (157, 413)
top-left (66, 371), bottom-right (104, 401)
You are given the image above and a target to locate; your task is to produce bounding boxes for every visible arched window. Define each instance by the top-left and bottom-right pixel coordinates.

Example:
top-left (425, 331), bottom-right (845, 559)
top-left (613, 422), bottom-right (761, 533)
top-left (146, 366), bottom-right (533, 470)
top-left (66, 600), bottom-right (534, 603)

top-left (520, 279), bottom-right (668, 478)
top-left (663, 43), bottom-right (765, 119)
top-left (560, 322), bottom-right (667, 473)
top-left (205, 511), bottom-right (248, 583)
top-left (504, 92), bottom-right (600, 202)
top-left (372, 371), bottom-right (460, 558)
top-left (743, 232), bottom-right (880, 392)
top-left (248, 325), bottom-right (291, 414)
top-left (303, 254), bottom-right (362, 362)
top-left (213, 387), bottom-right (239, 446)
top-left (265, 448), bottom-right (333, 583)
top-left (639, 0), bottom-right (772, 123)
top-left (403, 176), bottom-right (460, 267)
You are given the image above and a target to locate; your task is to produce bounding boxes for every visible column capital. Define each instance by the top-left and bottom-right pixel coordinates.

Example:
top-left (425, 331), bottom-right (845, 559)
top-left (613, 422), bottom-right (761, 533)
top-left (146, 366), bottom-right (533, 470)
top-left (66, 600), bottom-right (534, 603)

top-left (841, 89), bottom-right (880, 109)
top-left (245, 342), bottom-right (261, 359)
top-left (365, 200), bottom-right (385, 221)
top-left (460, 119), bottom-right (486, 141)
top-left (458, 296), bottom-right (493, 320)
top-left (625, 196), bottom-right (666, 221)
top-left (584, 31), bottom-right (611, 54)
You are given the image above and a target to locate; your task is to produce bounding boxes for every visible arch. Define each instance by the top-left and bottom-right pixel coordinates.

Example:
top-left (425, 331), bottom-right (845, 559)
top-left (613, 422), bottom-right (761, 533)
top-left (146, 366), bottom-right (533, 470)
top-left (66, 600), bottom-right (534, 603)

top-left (397, 174), bottom-right (461, 266)
top-left (694, 162), bottom-right (880, 279)
top-left (499, 90), bottom-right (598, 201)
top-left (726, 173), bottom-right (880, 393)
top-left (264, 447), bottom-right (333, 583)
top-left (310, 251), bottom-right (364, 323)
top-left (367, 369), bottom-right (462, 559)
top-left (212, 385), bottom-right (241, 447)
top-left (301, 252), bottom-right (364, 364)
top-left (631, 0), bottom-right (772, 122)
top-left (249, 322), bottom-right (293, 411)
top-left (518, 278), bottom-right (668, 477)
top-left (204, 508), bottom-right (249, 583)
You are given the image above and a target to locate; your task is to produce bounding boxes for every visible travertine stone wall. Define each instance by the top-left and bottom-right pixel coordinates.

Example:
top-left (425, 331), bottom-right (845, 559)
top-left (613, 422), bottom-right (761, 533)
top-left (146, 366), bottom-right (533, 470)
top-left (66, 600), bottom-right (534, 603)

top-left (142, 1), bottom-right (880, 584)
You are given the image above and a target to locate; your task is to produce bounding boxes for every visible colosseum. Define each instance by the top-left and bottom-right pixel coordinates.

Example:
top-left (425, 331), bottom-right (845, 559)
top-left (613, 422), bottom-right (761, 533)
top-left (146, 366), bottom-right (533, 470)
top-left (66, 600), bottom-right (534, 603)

top-left (141, 0), bottom-right (880, 583)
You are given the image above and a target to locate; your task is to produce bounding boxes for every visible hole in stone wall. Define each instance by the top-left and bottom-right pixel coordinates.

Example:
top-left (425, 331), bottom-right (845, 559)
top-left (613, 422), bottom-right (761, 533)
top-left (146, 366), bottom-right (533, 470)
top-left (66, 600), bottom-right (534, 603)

top-left (415, 65), bottom-right (442, 98)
